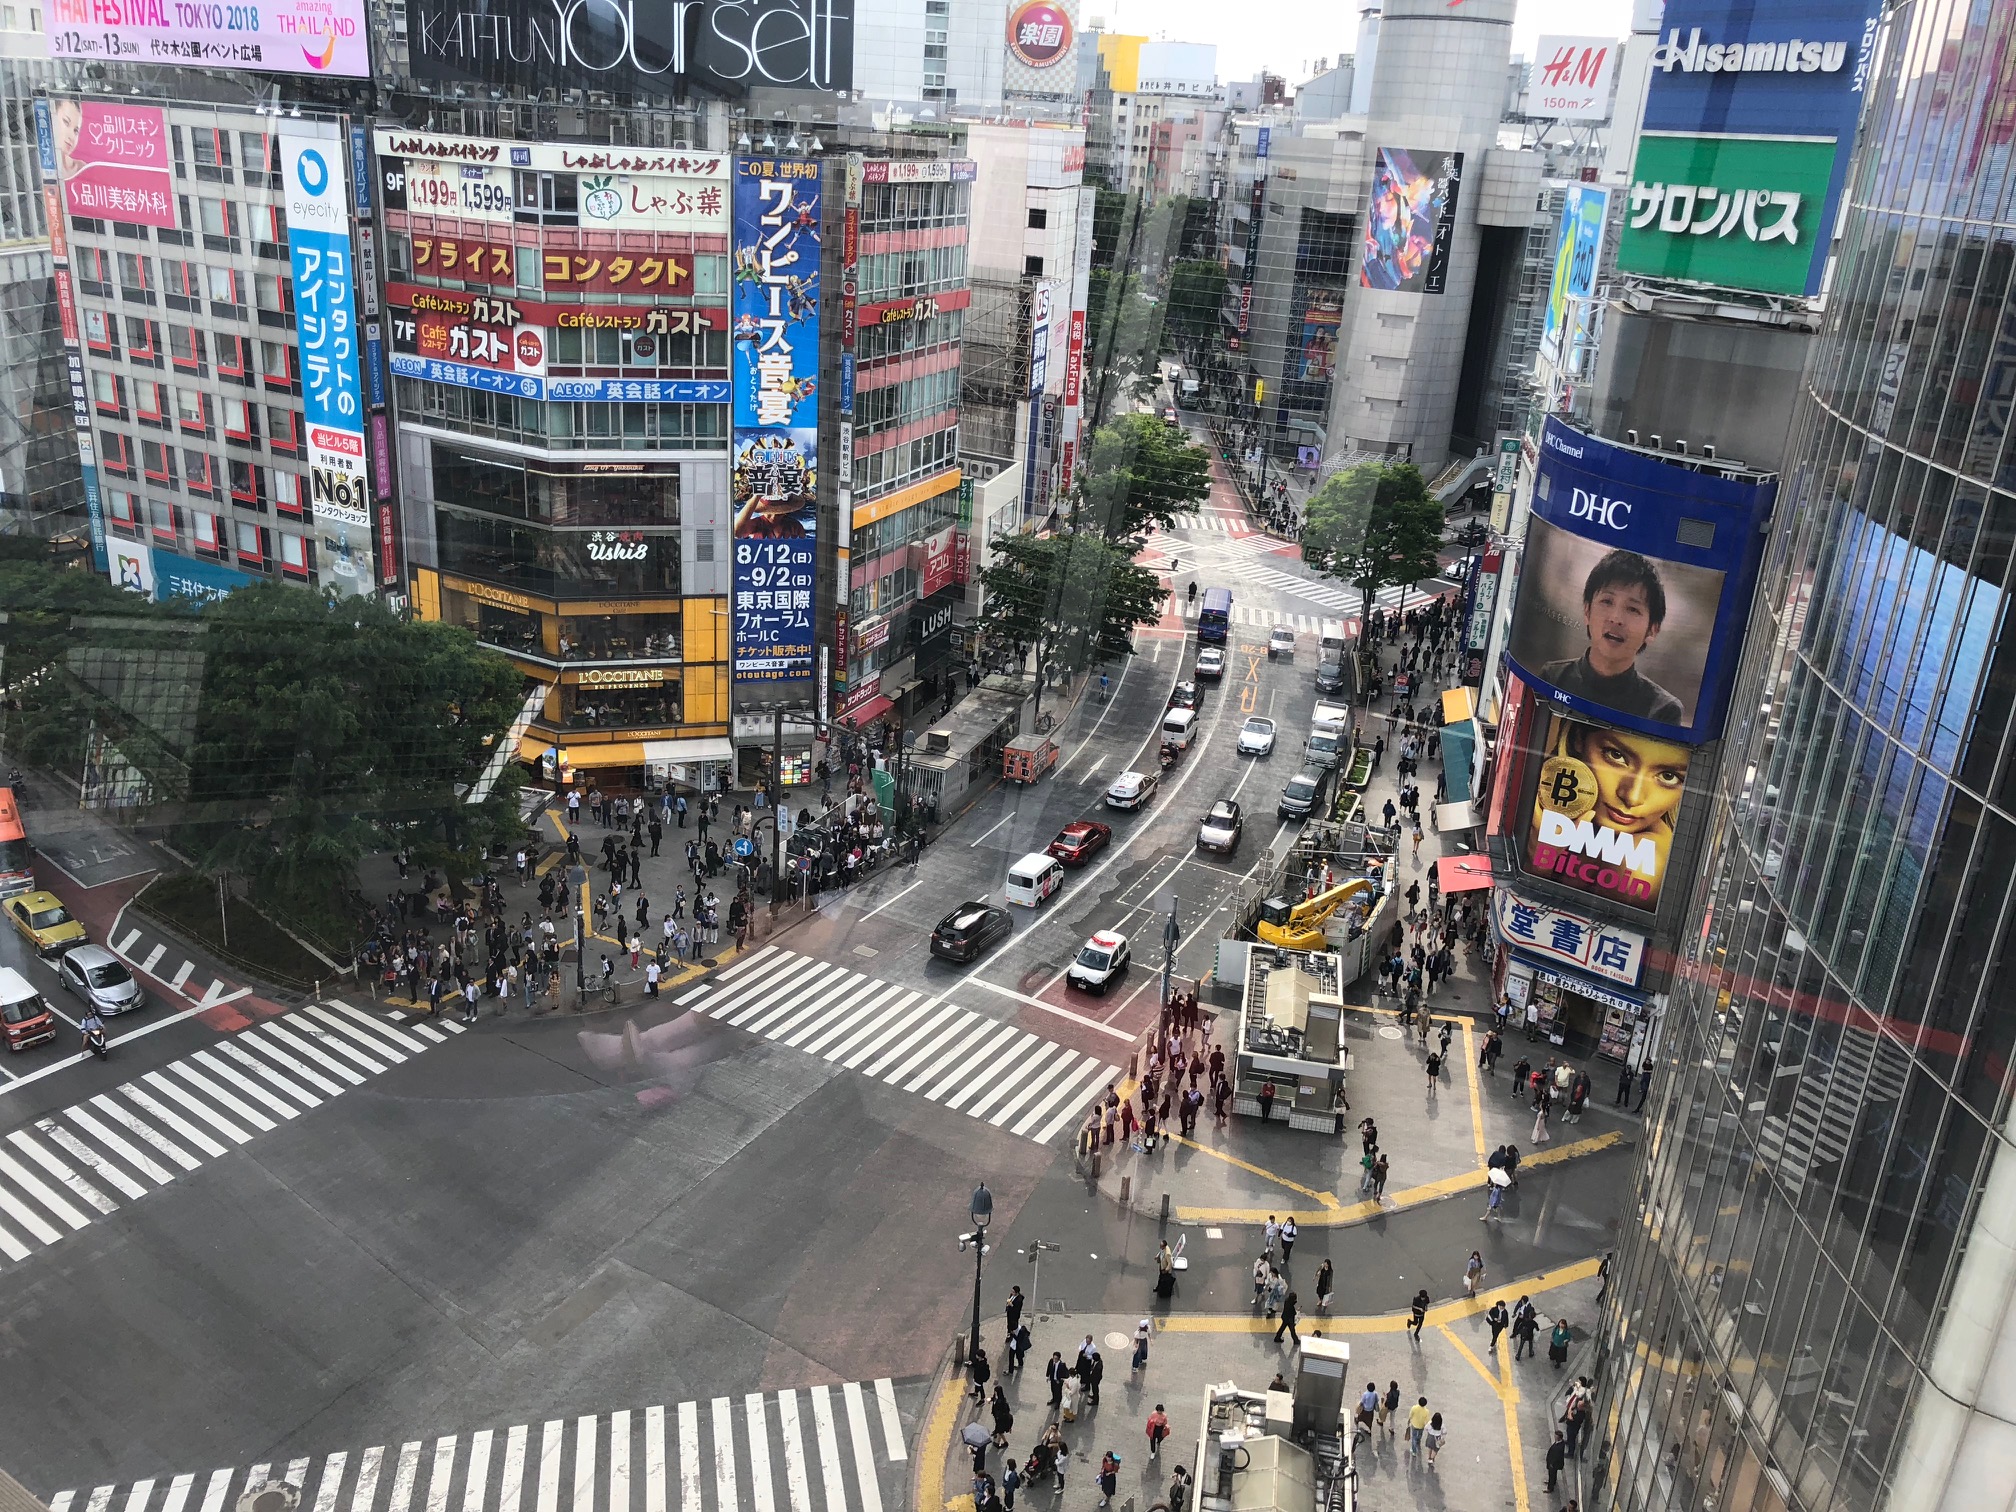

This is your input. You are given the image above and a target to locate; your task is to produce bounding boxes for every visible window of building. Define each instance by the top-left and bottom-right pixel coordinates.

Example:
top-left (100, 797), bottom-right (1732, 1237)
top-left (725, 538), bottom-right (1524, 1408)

top-left (235, 520), bottom-right (265, 567)
top-left (192, 511), bottom-right (222, 555)
top-left (183, 449), bottom-right (219, 500)
top-left (254, 271), bottom-right (293, 328)
top-left (134, 380), bottom-right (167, 427)
top-left (151, 501), bottom-right (179, 545)
top-left (222, 398), bottom-right (255, 444)
top-left (513, 171), bottom-right (579, 224)
top-left (259, 340), bottom-right (296, 390)
top-left (240, 132), bottom-right (277, 188)
top-left (162, 257), bottom-right (200, 310)
top-left (100, 430), bottom-right (133, 477)
top-left (140, 438), bottom-right (176, 488)
top-left (75, 246), bottom-right (110, 296)
top-left (278, 531), bottom-right (310, 580)
top-left (216, 332), bottom-right (251, 385)
top-left (266, 405), bottom-right (301, 454)
top-left (91, 370), bottom-right (125, 418)
top-left (692, 254), bottom-right (728, 297)
top-left (273, 469), bottom-right (303, 516)
top-left (84, 307), bottom-right (117, 356)
top-left (555, 610), bottom-right (682, 661)
top-left (198, 197), bottom-right (240, 250)
top-left (206, 265), bottom-right (244, 315)
top-left (559, 680), bottom-right (683, 731)
top-left (1027, 207), bottom-right (1048, 230)
top-left (169, 325), bottom-right (208, 375)
top-left (190, 127), bottom-right (233, 182)
top-left (106, 489), bottom-right (140, 534)
top-left (175, 387), bottom-right (213, 436)
top-left (126, 316), bottom-right (161, 365)
top-left (230, 458), bottom-right (264, 509)
top-left (251, 203), bottom-right (287, 251)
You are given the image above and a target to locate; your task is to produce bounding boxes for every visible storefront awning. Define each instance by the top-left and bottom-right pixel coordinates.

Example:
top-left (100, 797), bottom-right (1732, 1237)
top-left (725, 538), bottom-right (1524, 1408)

top-left (1437, 853), bottom-right (1494, 893)
top-left (1438, 720), bottom-right (1478, 803)
top-left (838, 695), bottom-right (893, 728)
top-left (643, 737), bottom-right (732, 763)
top-left (1435, 800), bottom-right (1483, 832)
top-left (1440, 686), bottom-right (1476, 724)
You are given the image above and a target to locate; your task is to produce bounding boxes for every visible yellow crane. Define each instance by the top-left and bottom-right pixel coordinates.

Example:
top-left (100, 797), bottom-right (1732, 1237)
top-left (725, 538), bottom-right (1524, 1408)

top-left (1255, 878), bottom-right (1375, 952)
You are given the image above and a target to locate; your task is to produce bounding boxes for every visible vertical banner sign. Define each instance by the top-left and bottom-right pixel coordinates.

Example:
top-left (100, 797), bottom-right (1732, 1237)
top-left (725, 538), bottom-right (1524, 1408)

top-left (281, 128), bottom-right (376, 593)
top-left (1020, 280), bottom-right (1055, 519)
top-left (35, 96), bottom-right (107, 573)
top-left (834, 152), bottom-right (862, 698)
top-left (731, 158), bottom-right (822, 685)
top-left (1240, 176), bottom-right (1265, 332)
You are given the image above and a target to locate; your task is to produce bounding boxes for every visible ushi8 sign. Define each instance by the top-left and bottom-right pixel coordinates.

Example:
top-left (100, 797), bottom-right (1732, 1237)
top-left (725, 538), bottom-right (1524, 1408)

top-left (281, 128), bottom-right (370, 530)
top-left (731, 158), bottom-right (822, 684)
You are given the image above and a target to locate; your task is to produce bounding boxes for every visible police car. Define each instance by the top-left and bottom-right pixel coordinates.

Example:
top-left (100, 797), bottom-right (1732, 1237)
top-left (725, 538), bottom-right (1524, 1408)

top-left (1066, 930), bottom-right (1132, 993)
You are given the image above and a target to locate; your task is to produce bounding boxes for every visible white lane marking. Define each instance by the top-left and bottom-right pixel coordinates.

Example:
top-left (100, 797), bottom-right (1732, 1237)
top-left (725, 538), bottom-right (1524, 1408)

top-left (37, 1115), bottom-right (150, 1198)
top-left (966, 814), bottom-right (1011, 848)
top-left (708, 1399), bottom-right (736, 1512)
top-left (675, 1402), bottom-right (701, 1512)
top-left (873, 1378), bottom-right (906, 1461)
top-left (7, 1128), bottom-right (116, 1215)
top-left (841, 1383), bottom-right (884, 1512)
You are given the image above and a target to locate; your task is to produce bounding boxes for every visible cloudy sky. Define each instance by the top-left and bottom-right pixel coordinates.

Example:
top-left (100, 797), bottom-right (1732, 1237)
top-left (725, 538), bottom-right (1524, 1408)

top-left (1095, 0), bottom-right (1638, 86)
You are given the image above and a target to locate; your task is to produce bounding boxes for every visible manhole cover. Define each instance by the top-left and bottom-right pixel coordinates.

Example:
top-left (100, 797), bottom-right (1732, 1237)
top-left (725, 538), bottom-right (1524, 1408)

top-left (1104, 1330), bottom-right (1133, 1350)
top-left (237, 1484), bottom-right (300, 1512)
top-left (1378, 1025), bottom-right (1404, 1040)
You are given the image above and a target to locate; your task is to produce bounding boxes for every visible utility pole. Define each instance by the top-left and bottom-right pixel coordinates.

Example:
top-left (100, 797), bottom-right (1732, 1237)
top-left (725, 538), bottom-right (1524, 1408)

top-left (770, 706), bottom-right (784, 918)
top-left (571, 862), bottom-right (589, 1007)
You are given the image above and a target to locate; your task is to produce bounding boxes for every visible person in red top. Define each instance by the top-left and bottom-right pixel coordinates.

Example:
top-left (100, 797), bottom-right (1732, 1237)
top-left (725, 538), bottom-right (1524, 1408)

top-left (1146, 1404), bottom-right (1171, 1459)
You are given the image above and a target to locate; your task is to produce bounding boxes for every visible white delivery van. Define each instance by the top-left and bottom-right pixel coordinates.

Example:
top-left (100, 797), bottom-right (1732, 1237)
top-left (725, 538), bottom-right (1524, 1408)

top-left (1319, 621), bottom-right (1350, 663)
top-left (1162, 707), bottom-right (1199, 749)
top-left (1005, 852), bottom-right (1066, 907)
top-left (1304, 719), bottom-right (1346, 770)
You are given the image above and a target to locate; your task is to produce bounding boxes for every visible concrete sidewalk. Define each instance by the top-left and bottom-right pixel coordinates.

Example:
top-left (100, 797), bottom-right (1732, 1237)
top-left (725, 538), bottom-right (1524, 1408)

top-left (918, 1267), bottom-right (1608, 1512)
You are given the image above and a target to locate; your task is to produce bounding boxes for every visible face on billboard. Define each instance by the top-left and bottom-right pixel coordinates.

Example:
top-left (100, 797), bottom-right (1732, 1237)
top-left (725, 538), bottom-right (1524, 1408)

top-left (1526, 713), bottom-right (1692, 911)
top-left (1359, 148), bottom-right (1461, 294)
top-left (1511, 516), bottom-right (1723, 728)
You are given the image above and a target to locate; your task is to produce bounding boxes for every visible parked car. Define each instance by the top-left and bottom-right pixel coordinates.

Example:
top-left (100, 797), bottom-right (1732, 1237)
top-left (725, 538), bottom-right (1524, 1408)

top-left (0, 967), bottom-right (56, 1053)
top-left (1197, 799), bottom-right (1244, 854)
top-left (1106, 770), bottom-right (1160, 810)
top-left (1046, 820), bottom-right (1113, 866)
top-left (57, 944), bottom-right (144, 1015)
top-left (5, 890), bottom-right (86, 958)
top-left (1268, 626), bottom-right (1297, 659)
top-left (1315, 658), bottom-right (1348, 694)
top-left (1195, 647), bottom-right (1227, 681)
top-left (1066, 930), bottom-right (1133, 993)
top-left (930, 902), bottom-right (1013, 963)
top-left (1278, 768), bottom-right (1331, 820)
top-left (1237, 716), bottom-right (1278, 756)
top-left (1168, 681), bottom-right (1201, 710)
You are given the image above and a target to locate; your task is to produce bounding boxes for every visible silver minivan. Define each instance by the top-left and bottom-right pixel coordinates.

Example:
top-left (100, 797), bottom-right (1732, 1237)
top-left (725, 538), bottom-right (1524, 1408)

top-left (58, 943), bottom-right (145, 1015)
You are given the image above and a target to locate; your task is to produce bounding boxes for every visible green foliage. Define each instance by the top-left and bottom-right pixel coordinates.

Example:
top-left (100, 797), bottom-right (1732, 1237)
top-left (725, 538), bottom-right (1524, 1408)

top-left (976, 530), bottom-right (1168, 678)
top-left (1301, 462), bottom-right (1448, 625)
top-left (1079, 412), bottom-right (1213, 538)
top-left (1090, 186), bottom-right (1131, 269)
top-left (1083, 267), bottom-right (1166, 427)
top-left (1165, 259), bottom-right (1228, 349)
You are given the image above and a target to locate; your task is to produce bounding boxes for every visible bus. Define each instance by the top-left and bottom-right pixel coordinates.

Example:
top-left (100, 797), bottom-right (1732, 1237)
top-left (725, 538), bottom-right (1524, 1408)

top-left (0, 787), bottom-right (31, 898)
top-left (1198, 586), bottom-right (1233, 644)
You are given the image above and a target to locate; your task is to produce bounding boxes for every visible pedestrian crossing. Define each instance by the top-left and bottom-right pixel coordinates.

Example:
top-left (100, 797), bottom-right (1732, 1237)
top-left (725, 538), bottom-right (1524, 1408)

top-left (44, 1378), bottom-right (918, 1512)
top-left (1172, 512), bottom-right (1255, 533)
top-left (0, 1001), bottom-right (461, 1266)
top-left (1175, 576), bottom-right (1458, 623)
top-left (676, 947), bottom-right (1119, 1145)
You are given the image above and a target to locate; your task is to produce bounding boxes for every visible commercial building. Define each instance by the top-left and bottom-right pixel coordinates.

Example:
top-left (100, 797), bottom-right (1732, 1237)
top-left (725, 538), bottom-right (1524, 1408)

top-left (1591, 3), bottom-right (2016, 1509)
top-left (1085, 31), bottom-right (1218, 193)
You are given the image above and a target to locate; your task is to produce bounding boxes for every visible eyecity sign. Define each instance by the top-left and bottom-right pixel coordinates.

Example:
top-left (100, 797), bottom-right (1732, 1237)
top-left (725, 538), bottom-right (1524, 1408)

top-left (407, 0), bottom-right (854, 95)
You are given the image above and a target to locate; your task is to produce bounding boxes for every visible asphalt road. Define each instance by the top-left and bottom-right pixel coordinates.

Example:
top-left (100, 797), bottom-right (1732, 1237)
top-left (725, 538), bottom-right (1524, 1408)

top-left (0, 482), bottom-right (1558, 1509)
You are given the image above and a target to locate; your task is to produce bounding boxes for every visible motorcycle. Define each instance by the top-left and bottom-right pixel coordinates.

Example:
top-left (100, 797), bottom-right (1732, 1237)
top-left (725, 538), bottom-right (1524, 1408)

top-left (1158, 740), bottom-right (1184, 774)
top-left (83, 1021), bottom-right (108, 1060)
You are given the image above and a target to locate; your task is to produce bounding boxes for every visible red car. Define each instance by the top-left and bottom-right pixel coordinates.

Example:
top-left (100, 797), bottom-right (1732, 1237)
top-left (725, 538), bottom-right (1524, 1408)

top-left (1046, 820), bottom-right (1113, 867)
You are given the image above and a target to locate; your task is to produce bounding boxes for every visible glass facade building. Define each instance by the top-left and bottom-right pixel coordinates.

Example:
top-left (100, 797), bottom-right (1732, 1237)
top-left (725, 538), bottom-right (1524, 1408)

top-left (1594, 5), bottom-right (2016, 1511)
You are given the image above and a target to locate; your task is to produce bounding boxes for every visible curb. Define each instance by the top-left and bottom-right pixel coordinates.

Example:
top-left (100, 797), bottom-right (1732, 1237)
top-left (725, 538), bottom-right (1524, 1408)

top-left (910, 1337), bottom-right (969, 1512)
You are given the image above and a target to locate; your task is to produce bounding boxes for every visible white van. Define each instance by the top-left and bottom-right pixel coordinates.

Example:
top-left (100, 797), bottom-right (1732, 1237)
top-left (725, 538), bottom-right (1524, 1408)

top-left (1005, 852), bottom-right (1066, 907)
top-left (1319, 621), bottom-right (1350, 663)
top-left (1162, 707), bottom-right (1199, 749)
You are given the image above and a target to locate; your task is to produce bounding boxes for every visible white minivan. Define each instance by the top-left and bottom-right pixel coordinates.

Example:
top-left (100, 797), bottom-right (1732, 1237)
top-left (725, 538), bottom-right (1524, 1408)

top-left (1162, 707), bottom-right (1199, 749)
top-left (1004, 852), bottom-right (1066, 907)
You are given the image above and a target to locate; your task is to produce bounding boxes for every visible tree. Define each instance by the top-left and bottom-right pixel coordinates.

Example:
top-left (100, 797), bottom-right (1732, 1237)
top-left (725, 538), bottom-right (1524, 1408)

top-left (1301, 462), bottom-right (1447, 630)
top-left (975, 531), bottom-right (1168, 723)
top-left (1164, 259), bottom-right (1228, 354)
top-left (1078, 412), bottom-right (1213, 539)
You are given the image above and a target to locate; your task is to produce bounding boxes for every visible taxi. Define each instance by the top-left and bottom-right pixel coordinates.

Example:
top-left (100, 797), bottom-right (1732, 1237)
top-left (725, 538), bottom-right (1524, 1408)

top-left (5, 889), bottom-right (86, 958)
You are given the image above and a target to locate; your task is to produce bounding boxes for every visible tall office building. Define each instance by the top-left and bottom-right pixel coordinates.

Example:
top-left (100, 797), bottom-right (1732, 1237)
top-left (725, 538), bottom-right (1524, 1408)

top-left (1593, 4), bottom-right (2016, 1509)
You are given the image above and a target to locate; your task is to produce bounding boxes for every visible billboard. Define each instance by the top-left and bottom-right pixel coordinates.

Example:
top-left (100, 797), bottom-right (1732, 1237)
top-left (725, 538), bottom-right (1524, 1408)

top-left (281, 128), bottom-right (371, 534)
top-left (1524, 712), bottom-right (1693, 912)
top-left (1624, 0), bottom-right (1883, 298)
top-left (1359, 147), bottom-right (1463, 294)
top-left (1296, 288), bottom-right (1343, 379)
top-left (1538, 186), bottom-right (1609, 373)
top-left (1004, 0), bottom-right (1078, 93)
top-left (1615, 134), bottom-right (1838, 298)
top-left (1529, 36), bottom-right (1618, 120)
top-left (52, 100), bottom-right (177, 230)
top-left (1492, 888), bottom-right (1648, 987)
top-left (47, 0), bottom-right (370, 76)
top-left (376, 132), bottom-right (728, 234)
top-left (731, 157), bottom-right (821, 685)
top-left (406, 0), bottom-right (852, 96)
top-left (1504, 417), bottom-right (1776, 744)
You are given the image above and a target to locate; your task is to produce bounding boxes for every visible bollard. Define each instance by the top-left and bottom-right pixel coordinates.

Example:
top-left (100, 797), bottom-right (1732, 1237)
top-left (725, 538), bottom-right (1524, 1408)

top-left (1092, 1148), bottom-right (1104, 1179)
top-left (1161, 1192), bottom-right (1171, 1224)
top-left (1120, 1175), bottom-right (1131, 1204)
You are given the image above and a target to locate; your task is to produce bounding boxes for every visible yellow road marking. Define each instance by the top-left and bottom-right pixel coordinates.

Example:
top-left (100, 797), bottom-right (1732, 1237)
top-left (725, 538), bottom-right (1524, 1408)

top-left (1503, 1377), bottom-right (1533, 1512)
top-left (1165, 1132), bottom-right (1342, 1209)
top-left (1461, 1017), bottom-right (1487, 1162)
top-left (914, 1357), bottom-right (967, 1512)
top-left (1175, 1131), bottom-right (1624, 1224)
top-left (1159, 1256), bottom-right (1603, 1334)
top-left (1439, 1322), bottom-right (1510, 1400)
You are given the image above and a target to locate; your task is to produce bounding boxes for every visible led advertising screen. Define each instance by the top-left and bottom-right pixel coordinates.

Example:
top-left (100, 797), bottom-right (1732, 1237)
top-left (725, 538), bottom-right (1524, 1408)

top-left (1622, 0), bottom-right (1883, 297)
top-left (47, 0), bottom-right (370, 76)
top-left (407, 0), bottom-right (852, 96)
top-left (1524, 712), bottom-right (1694, 913)
top-left (1538, 186), bottom-right (1609, 373)
top-left (52, 100), bottom-right (177, 231)
top-left (1504, 416), bottom-right (1776, 744)
top-left (731, 157), bottom-right (821, 686)
top-left (1359, 147), bottom-right (1463, 295)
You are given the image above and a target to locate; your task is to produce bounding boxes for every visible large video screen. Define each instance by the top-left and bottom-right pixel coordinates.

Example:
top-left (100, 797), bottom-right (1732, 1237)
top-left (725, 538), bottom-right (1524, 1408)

top-left (1504, 417), bottom-right (1776, 743)
top-left (1525, 712), bottom-right (1694, 914)
top-left (1359, 147), bottom-right (1463, 295)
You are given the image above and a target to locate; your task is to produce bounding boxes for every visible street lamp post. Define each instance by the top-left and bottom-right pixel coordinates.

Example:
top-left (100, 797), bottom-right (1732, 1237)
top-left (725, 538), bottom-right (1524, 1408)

top-left (570, 863), bottom-right (589, 1009)
top-left (966, 1182), bottom-right (993, 1370)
